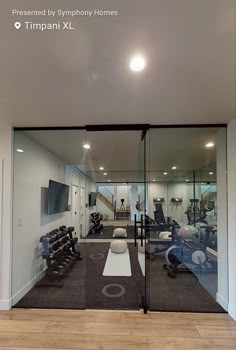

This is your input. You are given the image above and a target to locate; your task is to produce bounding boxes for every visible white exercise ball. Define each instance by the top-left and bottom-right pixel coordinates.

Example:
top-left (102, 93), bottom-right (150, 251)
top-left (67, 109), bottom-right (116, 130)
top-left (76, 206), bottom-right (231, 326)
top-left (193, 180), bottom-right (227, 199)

top-left (159, 231), bottom-right (171, 240)
top-left (110, 240), bottom-right (127, 254)
top-left (177, 225), bottom-right (199, 239)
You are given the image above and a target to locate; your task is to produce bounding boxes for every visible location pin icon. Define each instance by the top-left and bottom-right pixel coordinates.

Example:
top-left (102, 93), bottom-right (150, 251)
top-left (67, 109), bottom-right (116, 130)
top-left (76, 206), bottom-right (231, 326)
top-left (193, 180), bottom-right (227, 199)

top-left (14, 22), bottom-right (21, 30)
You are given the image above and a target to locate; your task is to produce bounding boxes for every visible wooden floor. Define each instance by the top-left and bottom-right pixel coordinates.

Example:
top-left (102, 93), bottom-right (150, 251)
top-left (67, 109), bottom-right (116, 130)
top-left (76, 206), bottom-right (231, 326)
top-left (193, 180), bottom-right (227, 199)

top-left (0, 309), bottom-right (235, 349)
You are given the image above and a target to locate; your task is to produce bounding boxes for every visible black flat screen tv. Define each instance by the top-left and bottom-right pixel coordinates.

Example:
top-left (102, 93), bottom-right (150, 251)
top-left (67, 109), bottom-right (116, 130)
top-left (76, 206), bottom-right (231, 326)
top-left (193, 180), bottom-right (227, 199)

top-left (89, 192), bottom-right (97, 206)
top-left (47, 180), bottom-right (69, 215)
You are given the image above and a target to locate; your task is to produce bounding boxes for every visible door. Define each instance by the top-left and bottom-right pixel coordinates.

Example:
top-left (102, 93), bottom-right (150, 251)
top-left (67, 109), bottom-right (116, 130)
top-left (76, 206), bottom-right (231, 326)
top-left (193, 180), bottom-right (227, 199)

top-left (80, 187), bottom-right (86, 237)
top-left (83, 128), bottom-right (147, 311)
top-left (72, 185), bottom-right (79, 236)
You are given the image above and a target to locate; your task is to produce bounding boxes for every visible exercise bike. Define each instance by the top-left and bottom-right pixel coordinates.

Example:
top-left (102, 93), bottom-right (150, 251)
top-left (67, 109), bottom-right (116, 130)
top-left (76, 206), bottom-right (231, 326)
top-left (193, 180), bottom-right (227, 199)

top-left (163, 224), bottom-right (217, 278)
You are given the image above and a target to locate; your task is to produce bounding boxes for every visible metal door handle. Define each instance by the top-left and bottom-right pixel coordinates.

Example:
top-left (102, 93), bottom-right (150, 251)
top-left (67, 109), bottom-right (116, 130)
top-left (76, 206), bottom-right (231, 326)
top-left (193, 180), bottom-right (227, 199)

top-left (141, 214), bottom-right (144, 247)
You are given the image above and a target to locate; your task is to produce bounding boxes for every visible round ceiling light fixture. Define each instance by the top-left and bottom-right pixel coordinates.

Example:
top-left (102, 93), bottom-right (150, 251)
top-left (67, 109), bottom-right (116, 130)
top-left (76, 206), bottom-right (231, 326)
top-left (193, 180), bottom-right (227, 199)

top-left (103, 172), bottom-right (107, 176)
top-left (171, 166), bottom-right (177, 170)
top-left (163, 172), bottom-right (168, 175)
top-left (209, 171), bottom-right (214, 175)
top-left (99, 167), bottom-right (104, 170)
top-left (83, 143), bottom-right (90, 149)
top-left (16, 148), bottom-right (24, 153)
top-left (205, 142), bottom-right (214, 148)
top-left (129, 54), bottom-right (146, 72)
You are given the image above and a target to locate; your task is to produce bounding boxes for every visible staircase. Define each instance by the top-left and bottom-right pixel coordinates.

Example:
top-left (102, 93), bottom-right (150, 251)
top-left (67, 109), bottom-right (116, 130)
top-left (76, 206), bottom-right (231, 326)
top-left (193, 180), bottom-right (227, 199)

top-left (97, 192), bottom-right (115, 212)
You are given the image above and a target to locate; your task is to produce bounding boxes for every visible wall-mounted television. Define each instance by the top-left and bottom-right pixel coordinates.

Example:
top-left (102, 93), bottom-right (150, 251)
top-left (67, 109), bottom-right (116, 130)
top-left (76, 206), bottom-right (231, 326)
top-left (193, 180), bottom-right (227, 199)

top-left (47, 180), bottom-right (69, 215)
top-left (89, 192), bottom-right (97, 206)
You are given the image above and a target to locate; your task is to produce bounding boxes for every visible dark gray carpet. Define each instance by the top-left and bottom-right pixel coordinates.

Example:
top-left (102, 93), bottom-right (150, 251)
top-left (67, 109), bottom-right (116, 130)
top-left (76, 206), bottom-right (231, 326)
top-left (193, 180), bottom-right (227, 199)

top-left (147, 255), bottom-right (224, 312)
top-left (85, 243), bottom-right (143, 309)
top-left (15, 240), bottom-right (224, 312)
top-left (84, 225), bottom-right (135, 239)
top-left (14, 243), bottom-right (143, 310)
top-left (15, 258), bottom-right (86, 309)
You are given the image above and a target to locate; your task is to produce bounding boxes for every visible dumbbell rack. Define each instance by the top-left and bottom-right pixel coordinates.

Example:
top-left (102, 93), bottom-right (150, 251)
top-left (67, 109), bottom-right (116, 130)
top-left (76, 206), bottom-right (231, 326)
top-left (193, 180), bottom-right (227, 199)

top-left (88, 213), bottom-right (103, 235)
top-left (39, 226), bottom-right (81, 287)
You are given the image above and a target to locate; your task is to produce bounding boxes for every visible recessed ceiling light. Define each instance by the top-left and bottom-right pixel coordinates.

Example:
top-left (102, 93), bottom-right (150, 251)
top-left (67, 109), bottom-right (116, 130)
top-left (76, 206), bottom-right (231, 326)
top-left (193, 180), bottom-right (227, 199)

top-left (209, 172), bottom-right (214, 175)
top-left (99, 167), bottom-right (104, 170)
top-left (107, 179), bottom-right (111, 182)
top-left (205, 142), bottom-right (214, 148)
top-left (16, 148), bottom-right (24, 153)
top-left (172, 166), bottom-right (177, 170)
top-left (163, 172), bottom-right (168, 175)
top-left (104, 172), bottom-right (107, 176)
top-left (83, 143), bottom-right (90, 149)
top-left (153, 179), bottom-right (156, 182)
top-left (129, 54), bottom-right (146, 72)
top-left (185, 179), bottom-right (189, 182)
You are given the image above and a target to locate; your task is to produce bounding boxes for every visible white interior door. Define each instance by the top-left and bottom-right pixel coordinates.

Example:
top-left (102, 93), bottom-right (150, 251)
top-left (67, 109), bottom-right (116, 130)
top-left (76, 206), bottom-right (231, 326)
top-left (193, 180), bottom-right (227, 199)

top-left (72, 185), bottom-right (79, 236)
top-left (80, 187), bottom-right (86, 237)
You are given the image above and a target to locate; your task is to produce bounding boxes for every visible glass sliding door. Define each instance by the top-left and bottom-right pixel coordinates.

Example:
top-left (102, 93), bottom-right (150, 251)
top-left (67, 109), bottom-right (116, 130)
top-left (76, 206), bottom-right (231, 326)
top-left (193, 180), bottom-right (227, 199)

top-left (147, 127), bottom-right (228, 312)
top-left (12, 129), bottom-right (87, 309)
top-left (84, 129), bottom-right (147, 310)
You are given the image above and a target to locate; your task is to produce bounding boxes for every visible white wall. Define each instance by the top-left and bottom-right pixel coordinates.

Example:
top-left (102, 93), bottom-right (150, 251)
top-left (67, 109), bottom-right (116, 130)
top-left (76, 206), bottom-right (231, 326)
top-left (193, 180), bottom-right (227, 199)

top-left (0, 120), bottom-right (12, 310)
top-left (116, 185), bottom-right (130, 207)
top-left (148, 182), bottom-right (188, 225)
top-left (227, 118), bottom-right (236, 320)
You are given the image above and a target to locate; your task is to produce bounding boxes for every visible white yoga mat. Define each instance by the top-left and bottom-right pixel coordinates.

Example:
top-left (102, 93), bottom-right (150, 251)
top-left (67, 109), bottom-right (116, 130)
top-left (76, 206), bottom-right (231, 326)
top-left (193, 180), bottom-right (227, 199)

top-left (103, 249), bottom-right (131, 276)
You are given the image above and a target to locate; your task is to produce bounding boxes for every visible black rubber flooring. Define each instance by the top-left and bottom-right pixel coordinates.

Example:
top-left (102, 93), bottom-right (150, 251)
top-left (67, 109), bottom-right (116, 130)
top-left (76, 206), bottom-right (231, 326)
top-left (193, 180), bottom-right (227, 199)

top-left (147, 255), bottom-right (224, 312)
top-left (15, 237), bottom-right (225, 312)
top-left (84, 225), bottom-right (135, 239)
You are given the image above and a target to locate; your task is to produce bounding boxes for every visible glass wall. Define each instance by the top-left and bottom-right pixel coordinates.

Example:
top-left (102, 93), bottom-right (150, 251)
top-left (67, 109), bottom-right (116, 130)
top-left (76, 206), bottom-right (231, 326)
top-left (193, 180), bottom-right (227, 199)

top-left (12, 130), bottom-right (88, 309)
top-left (11, 126), bottom-right (228, 313)
top-left (146, 127), bottom-right (228, 312)
top-left (12, 128), bottom-right (147, 311)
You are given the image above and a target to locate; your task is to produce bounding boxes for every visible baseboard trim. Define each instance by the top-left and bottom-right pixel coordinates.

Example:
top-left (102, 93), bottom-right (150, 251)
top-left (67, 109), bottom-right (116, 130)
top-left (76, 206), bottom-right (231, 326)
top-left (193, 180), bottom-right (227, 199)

top-left (0, 299), bottom-right (11, 310)
top-left (228, 303), bottom-right (236, 321)
top-left (216, 292), bottom-right (228, 311)
top-left (12, 269), bottom-right (46, 306)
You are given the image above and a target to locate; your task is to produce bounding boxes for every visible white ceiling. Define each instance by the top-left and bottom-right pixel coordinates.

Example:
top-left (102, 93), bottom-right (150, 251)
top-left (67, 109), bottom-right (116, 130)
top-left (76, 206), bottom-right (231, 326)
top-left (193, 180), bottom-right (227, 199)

top-left (21, 127), bottom-right (218, 182)
top-left (0, 0), bottom-right (235, 127)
